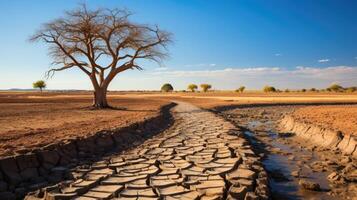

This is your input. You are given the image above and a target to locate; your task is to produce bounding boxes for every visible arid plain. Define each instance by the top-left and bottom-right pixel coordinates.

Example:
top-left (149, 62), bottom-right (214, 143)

top-left (0, 91), bottom-right (356, 199)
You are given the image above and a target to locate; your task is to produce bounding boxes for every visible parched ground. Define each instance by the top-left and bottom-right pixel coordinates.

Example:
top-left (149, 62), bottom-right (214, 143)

top-left (0, 92), bottom-right (169, 158)
top-left (291, 105), bottom-right (357, 136)
top-left (2, 91), bottom-right (357, 157)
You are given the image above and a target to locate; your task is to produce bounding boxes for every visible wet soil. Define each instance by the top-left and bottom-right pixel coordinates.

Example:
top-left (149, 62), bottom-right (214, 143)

top-left (216, 105), bottom-right (357, 200)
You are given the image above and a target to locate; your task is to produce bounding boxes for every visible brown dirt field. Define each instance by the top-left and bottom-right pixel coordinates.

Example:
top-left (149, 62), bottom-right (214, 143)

top-left (156, 92), bottom-right (357, 109)
top-left (291, 105), bottom-right (357, 136)
top-left (0, 92), bottom-right (169, 157)
top-left (1, 91), bottom-right (357, 157)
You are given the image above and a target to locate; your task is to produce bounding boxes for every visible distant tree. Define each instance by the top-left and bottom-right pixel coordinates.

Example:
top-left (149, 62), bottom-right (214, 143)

top-left (301, 89), bottom-right (306, 92)
top-left (236, 86), bottom-right (245, 93)
top-left (284, 89), bottom-right (290, 93)
top-left (263, 85), bottom-right (276, 93)
top-left (200, 84), bottom-right (212, 92)
top-left (187, 84), bottom-right (198, 92)
top-left (161, 83), bottom-right (173, 92)
top-left (310, 88), bottom-right (316, 92)
top-left (327, 84), bottom-right (343, 92)
top-left (33, 80), bottom-right (46, 92)
top-left (30, 5), bottom-right (171, 108)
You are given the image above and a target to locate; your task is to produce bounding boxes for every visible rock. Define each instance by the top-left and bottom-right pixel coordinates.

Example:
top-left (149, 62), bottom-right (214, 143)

top-left (298, 179), bottom-right (320, 191)
top-left (229, 185), bottom-right (247, 199)
top-left (291, 170), bottom-right (299, 178)
top-left (327, 172), bottom-right (345, 184)
top-left (341, 163), bottom-right (357, 181)
top-left (244, 192), bottom-right (259, 200)
top-left (339, 156), bottom-right (351, 165)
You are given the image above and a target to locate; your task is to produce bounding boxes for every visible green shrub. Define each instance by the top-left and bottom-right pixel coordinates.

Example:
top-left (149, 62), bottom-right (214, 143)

top-left (161, 83), bottom-right (173, 92)
top-left (263, 85), bottom-right (276, 93)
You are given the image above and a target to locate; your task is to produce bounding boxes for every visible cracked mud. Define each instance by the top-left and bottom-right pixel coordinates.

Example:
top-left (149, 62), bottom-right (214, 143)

top-left (25, 102), bottom-right (268, 200)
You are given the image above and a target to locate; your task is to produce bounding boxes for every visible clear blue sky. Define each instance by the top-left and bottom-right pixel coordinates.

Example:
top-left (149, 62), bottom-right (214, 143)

top-left (1, 0), bottom-right (357, 90)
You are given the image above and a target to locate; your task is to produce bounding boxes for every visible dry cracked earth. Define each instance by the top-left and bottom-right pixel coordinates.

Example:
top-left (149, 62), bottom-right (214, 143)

top-left (25, 102), bottom-right (268, 200)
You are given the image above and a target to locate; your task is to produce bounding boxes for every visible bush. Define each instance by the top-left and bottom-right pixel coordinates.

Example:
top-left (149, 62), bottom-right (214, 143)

top-left (301, 89), bottom-right (306, 92)
top-left (235, 86), bottom-right (245, 93)
top-left (284, 89), bottom-right (290, 93)
top-left (327, 84), bottom-right (343, 92)
top-left (187, 84), bottom-right (198, 92)
top-left (200, 84), bottom-right (212, 92)
top-left (33, 80), bottom-right (46, 92)
top-left (161, 83), bottom-right (173, 92)
top-left (310, 88), bottom-right (316, 92)
top-left (263, 85), bottom-right (276, 93)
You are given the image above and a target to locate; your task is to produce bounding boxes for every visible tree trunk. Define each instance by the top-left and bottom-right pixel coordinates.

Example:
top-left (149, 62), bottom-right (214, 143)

top-left (93, 87), bottom-right (109, 108)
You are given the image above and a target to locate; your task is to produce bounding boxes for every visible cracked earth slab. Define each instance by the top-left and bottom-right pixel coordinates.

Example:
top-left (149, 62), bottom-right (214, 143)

top-left (25, 102), bottom-right (268, 200)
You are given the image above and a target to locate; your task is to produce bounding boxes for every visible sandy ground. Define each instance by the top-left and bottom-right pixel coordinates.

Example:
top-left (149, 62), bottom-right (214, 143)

top-left (1, 91), bottom-right (357, 157)
top-left (0, 92), bottom-right (169, 157)
top-left (291, 105), bottom-right (357, 136)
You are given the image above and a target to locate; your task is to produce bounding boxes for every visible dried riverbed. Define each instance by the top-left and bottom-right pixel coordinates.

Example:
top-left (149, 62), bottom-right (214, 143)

top-left (216, 105), bottom-right (357, 200)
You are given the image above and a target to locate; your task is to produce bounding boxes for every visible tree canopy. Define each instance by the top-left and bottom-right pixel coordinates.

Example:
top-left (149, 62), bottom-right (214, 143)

top-left (200, 84), bottom-right (212, 92)
top-left (33, 80), bottom-right (46, 92)
top-left (187, 84), bottom-right (198, 92)
top-left (161, 83), bottom-right (173, 92)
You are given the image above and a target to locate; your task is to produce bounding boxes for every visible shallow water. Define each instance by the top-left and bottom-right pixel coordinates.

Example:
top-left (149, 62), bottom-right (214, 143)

top-left (245, 121), bottom-right (335, 200)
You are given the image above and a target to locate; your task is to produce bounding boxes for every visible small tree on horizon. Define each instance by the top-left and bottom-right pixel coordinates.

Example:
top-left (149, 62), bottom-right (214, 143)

top-left (263, 85), bottom-right (276, 93)
top-left (33, 80), bottom-right (46, 92)
top-left (187, 84), bottom-right (198, 92)
top-left (200, 84), bottom-right (212, 92)
top-left (328, 84), bottom-right (343, 92)
top-left (161, 83), bottom-right (173, 92)
top-left (238, 86), bottom-right (245, 93)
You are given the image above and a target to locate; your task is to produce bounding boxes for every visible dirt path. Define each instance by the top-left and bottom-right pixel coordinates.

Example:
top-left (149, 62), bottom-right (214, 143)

top-left (25, 102), bottom-right (268, 200)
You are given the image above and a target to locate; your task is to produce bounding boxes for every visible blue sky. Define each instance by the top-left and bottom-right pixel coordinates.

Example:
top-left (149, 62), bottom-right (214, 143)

top-left (0, 0), bottom-right (357, 90)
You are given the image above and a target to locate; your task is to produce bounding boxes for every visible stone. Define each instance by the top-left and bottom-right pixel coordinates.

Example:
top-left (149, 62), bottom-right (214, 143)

top-left (229, 186), bottom-right (247, 199)
top-left (291, 170), bottom-right (299, 178)
top-left (298, 179), bottom-right (320, 191)
top-left (244, 192), bottom-right (259, 200)
top-left (227, 168), bottom-right (256, 180)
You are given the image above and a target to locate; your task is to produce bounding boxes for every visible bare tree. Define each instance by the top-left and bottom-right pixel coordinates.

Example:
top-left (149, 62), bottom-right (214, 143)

top-left (31, 5), bottom-right (171, 108)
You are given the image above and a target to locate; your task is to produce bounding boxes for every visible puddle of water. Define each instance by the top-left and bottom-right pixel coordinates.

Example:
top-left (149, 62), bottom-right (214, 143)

top-left (245, 121), bottom-right (335, 200)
